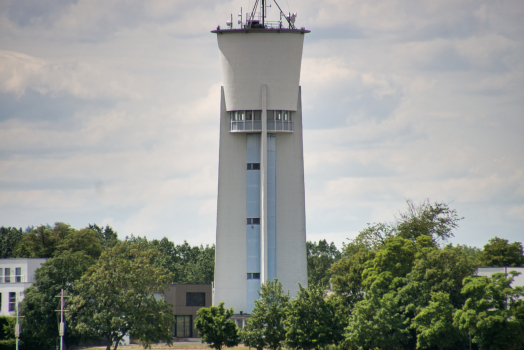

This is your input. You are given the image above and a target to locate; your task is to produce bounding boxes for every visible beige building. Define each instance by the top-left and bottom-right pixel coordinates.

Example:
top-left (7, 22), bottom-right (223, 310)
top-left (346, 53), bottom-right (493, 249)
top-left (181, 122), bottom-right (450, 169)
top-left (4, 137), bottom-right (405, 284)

top-left (164, 284), bottom-right (212, 338)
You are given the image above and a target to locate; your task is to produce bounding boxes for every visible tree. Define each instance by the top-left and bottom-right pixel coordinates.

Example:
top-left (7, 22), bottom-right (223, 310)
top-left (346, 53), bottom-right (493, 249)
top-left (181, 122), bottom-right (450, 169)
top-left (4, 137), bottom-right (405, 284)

top-left (240, 279), bottom-right (289, 350)
top-left (478, 237), bottom-right (523, 267)
top-left (454, 271), bottom-right (524, 350)
top-left (0, 316), bottom-right (16, 349)
top-left (195, 302), bottom-right (240, 350)
top-left (0, 227), bottom-right (23, 258)
top-left (395, 199), bottom-right (462, 244)
top-left (412, 292), bottom-right (463, 350)
top-left (68, 242), bottom-right (175, 350)
top-left (285, 284), bottom-right (345, 350)
top-left (306, 240), bottom-right (341, 286)
top-left (89, 224), bottom-right (119, 248)
top-left (20, 250), bottom-right (96, 350)
top-left (54, 228), bottom-right (103, 259)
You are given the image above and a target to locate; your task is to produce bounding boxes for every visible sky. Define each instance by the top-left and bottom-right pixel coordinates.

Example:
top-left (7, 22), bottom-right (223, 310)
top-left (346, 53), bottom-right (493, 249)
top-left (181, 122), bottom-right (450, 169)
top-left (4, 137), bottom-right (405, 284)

top-left (0, 0), bottom-right (523, 249)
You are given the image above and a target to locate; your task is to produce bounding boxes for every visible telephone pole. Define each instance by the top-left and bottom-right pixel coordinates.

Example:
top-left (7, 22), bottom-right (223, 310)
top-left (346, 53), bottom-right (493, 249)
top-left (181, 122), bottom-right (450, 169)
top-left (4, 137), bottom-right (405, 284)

top-left (55, 289), bottom-right (71, 350)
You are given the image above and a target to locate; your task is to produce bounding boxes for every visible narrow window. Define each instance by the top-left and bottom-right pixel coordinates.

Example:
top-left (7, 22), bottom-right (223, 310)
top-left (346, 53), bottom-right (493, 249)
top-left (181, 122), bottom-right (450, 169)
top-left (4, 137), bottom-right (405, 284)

top-left (254, 111), bottom-right (262, 121)
top-left (5, 268), bottom-right (10, 283)
top-left (276, 111), bottom-right (282, 120)
top-left (186, 292), bottom-right (205, 306)
top-left (246, 111), bottom-right (253, 121)
top-left (284, 111), bottom-right (289, 121)
top-left (267, 110), bottom-right (274, 120)
top-left (247, 273), bottom-right (261, 279)
top-left (15, 268), bottom-right (21, 283)
top-left (0, 293), bottom-right (2, 311)
top-left (247, 163), bottom-right (260, 170)
top-left (9, 292), bottom-right (15, 312)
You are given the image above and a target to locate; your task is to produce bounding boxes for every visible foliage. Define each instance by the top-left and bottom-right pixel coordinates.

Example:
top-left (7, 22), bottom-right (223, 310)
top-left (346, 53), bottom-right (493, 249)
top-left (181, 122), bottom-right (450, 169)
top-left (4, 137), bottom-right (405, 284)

top-left (195, 302), bottom-right (240, 350)
top-left (240, 279), bottom-right (289, 350)
top-left (12, 222), bottom-right (116, 259)
top-left (89, 224), bottom-right (119, 248)
top-left (344, 236), bottom-right (477, 350)
top-left (285, 284), bottom-right (345, 350)
top-left (126, 235), bottom-right (215, 284)
top-left (53, 228), bottom-right (103, 259)
top-left (68, 242), bottom-right (175, 350)
top-left (395, 199), bottom-right (462, 244)
top-left (19, 250), bottom-right (96, 350)
top-left (307, 240), bottom-right (342, 287)
top-left (454, 271), bottom-right (524, 350)
top-left (0, 316), bottom-right (15, 340)
top-left (0, 227), bottom-right (23, 258)
top-left (478, 237), bottom-right (523, 267)
top-left (329, 248), bottom-right (375, 312)
top-left (412, 292), bottom-right (463, 350)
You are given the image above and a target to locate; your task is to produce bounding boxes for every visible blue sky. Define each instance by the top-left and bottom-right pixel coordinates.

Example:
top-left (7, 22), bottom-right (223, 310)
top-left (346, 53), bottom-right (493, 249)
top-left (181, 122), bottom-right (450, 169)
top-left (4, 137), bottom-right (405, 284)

top-left (0, 0), bottom-right (523, 249)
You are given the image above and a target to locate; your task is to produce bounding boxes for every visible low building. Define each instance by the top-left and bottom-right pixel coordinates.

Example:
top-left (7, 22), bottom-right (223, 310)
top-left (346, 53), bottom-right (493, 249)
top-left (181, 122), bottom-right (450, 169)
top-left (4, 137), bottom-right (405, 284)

top-left (163, 284), bottom-right (212, 338)
top-left (0, 258), bottom-right (47, 316)
top-left (477, 266), bottom-right (524, 287)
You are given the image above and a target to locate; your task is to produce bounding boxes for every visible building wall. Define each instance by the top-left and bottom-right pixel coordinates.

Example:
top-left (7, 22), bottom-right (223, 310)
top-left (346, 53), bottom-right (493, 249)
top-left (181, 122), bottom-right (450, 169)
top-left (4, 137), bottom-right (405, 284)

top-left (477, 267), bottom-right (524, 287)
top-left (215, 87), bottom-right (248, 313)
top-left (164, 284), bottom-right (212, 338)
top-left (274, 89), bottom-right (308, 297)
top-left (217, 32), bottom-right (305, 111)
top-left (0, 258), bottom-right (47, 316)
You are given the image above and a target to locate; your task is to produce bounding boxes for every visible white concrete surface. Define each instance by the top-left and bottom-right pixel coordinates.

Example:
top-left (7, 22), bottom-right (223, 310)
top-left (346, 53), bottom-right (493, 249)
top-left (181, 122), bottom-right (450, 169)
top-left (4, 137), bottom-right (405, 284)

top-left (217, 32), bottom-right (305, 112)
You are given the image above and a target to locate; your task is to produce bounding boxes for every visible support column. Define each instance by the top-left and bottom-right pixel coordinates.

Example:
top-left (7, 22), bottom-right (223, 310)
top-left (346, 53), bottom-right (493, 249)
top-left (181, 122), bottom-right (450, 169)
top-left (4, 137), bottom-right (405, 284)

top-left (260, 84), bottom-right (268, 283)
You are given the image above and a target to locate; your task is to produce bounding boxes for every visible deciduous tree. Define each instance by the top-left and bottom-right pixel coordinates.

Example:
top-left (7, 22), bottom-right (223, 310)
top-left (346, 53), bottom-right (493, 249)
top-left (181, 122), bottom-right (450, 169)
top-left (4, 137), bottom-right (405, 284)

top-left (307, 240), bottom-right (341, 286)
top-left (478, 237), bottom-right (523, 267)
top-left (240, 279), bottom-right (289, 350)
top-left (285, 284), bottom-right (345, 350)
top-left (68, 242), bottom-right (175, 350)
top-left (195, 302), bottom-right (240, 350)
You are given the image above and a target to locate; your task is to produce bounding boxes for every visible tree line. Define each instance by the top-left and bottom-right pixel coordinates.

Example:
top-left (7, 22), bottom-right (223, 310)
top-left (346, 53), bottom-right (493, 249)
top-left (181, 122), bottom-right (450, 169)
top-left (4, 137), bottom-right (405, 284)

top-left (199, 200), bottom-right (524, 350)
top-left (0, 223), bottom-right (215, 350)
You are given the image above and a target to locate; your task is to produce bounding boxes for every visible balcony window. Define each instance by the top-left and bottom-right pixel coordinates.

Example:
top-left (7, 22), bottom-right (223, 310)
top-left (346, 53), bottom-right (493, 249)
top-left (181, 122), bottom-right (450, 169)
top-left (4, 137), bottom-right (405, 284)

top-left (9, 292), bottom-right (15, 312)
top-left (4, 268), bottom-right (10, 283)
top-left (15, 268), bottom-right (21, 283)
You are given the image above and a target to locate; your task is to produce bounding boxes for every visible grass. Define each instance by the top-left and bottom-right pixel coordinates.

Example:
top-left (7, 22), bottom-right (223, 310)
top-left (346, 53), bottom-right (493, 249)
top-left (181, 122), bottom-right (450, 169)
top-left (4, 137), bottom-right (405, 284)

top-left (80, 344), bottom-right (252, 350)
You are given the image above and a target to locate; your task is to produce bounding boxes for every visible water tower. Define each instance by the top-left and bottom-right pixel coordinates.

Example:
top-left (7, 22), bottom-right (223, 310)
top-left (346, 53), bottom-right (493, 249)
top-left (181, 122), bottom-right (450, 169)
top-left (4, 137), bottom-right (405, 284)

top-left (212, 0), bottom-right (309, 314)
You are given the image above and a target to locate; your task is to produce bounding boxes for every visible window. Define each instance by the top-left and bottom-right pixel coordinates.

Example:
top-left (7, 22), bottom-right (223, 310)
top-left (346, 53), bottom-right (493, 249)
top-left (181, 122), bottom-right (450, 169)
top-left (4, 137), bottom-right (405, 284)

top-left (254, 111), bottom-right (262, 121)
top-left (186, 292), bottom-right (205, 307)
top-left (4, 268), bottom-right (10, 283)
top-left (9, 292), bottom-right (16, 312)
top-left (0, 293), bottom-right (2, 311)
top-left (15, 268), bottom-right (21, 283)
top-left (247, 273), bottom-right (260, 279)
top-left (246, 218), bottom-right (260, 225)
top-left (246, 111), bottom-right (253, 120)
top-left (247, 163), bottom-right (260, 170)
top-left (174, 315), bottom-right (193, 338)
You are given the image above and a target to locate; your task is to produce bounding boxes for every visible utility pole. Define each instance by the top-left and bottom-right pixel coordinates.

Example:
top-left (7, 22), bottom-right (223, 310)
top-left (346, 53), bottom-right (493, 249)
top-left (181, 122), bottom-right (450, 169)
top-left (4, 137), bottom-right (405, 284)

top-left (55, 289), bottom-right (71, 350)
top-left (15, 293), bottom-right (24, 350)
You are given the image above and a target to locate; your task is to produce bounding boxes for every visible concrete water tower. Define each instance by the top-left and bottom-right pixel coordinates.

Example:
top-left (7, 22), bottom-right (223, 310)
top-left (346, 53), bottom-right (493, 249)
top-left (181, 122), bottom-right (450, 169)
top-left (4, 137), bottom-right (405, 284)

top-left (212, 0), bottom-right (309, 314)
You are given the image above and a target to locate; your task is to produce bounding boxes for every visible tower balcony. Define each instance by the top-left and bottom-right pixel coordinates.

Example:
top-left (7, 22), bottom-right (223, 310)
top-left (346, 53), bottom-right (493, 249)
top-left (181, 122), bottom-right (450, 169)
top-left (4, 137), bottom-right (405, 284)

top-left (229, 110), bottom-right (294, 133)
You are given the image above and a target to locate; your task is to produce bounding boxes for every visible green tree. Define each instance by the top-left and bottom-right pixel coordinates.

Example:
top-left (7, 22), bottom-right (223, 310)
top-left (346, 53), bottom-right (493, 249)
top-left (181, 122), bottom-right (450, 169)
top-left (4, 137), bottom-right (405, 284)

top-left (478, 237), bottom-right (523, 267)
top-left (89, 224), bottom-right (119, 248)
top-left (54, 228), bottom-right (103, 259)
top-left (240, 279), bottom-right (289, 350)
top-left (0, 316), bottom-right (16, 349)
top-left (0, 227), bottom-right (23, 258)
top-left (195, 302), bottom-right (240, 350)
top-left (306, 240), bottom-right (341, 286)
top-left (68, 242), bottom-right (175, 350)
top-left (395, 199), bottom-right (462, 244)
top-left (454, 271), bottom-right (524, 350)
top-left (20, 250), bottom-right (96, 350)
top-left (285, 284), bottom-right (345, 350)
top-left (412, 292), bottom-right (463, 350)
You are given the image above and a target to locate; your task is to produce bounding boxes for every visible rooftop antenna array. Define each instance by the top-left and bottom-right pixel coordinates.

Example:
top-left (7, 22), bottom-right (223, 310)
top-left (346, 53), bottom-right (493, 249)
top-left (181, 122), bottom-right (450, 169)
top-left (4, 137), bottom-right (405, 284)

top-left (224, 0), bottom-right (298, 30)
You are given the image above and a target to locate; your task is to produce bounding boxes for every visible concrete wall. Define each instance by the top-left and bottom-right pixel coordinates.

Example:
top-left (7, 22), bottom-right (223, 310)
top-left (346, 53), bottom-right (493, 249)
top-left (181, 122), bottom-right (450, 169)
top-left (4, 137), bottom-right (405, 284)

top-left (477, 267), bottom-right (524, 287)
top-left (217, 32), bottom-right (305, 111)
top-left (275, 89), bottom-right (308, 296)
top-left (215, 88), bottom-right (248, 313)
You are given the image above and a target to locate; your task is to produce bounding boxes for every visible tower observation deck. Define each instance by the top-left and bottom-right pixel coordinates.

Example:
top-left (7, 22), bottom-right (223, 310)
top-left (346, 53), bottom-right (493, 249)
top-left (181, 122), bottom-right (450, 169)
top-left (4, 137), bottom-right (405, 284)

top-left (212, 0), bottom-right (309, 314)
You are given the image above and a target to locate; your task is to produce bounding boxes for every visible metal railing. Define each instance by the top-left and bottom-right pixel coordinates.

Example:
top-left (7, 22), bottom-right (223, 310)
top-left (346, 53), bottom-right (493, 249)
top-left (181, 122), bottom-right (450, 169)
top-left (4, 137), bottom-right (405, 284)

top-left (0, 275), bottom-right (26, 283)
